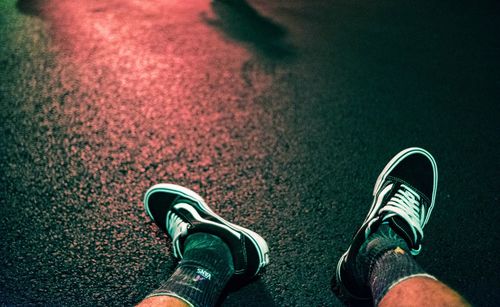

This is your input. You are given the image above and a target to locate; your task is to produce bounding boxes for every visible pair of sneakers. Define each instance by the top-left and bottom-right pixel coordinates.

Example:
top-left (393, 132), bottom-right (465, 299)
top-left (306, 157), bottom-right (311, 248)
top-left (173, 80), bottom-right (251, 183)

top-left (143, 147), bottom-right (438, 298)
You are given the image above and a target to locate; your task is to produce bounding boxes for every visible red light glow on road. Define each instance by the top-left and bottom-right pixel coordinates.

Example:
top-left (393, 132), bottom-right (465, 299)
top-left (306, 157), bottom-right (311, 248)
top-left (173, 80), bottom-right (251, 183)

top-left (40, 0), bottom-right (282, 198)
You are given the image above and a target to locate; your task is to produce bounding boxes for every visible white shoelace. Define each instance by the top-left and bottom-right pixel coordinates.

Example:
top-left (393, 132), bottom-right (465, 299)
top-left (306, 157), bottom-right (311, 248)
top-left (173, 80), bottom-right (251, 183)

top-left (166, 208), bottom-right (189, 258)
top-left (379, 184), bottom-right (425, 247)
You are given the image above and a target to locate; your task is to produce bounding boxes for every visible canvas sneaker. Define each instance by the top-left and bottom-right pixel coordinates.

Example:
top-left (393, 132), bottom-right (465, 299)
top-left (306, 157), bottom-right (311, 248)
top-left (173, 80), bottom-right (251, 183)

top-left (335, 147), bottom-right (438, 299)
top-left (144, 183), bottom-right (270, 283)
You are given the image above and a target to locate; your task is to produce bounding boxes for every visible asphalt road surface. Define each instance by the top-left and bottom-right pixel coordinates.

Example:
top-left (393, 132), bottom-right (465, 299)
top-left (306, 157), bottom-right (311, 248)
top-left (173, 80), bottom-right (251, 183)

top-left (1, 0), bottom-right (499, 306)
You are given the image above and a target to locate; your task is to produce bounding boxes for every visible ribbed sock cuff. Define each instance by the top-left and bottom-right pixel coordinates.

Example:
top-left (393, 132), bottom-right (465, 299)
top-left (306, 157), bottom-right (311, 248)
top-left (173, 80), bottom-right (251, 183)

top-left (369, 248), bottom-right (432, 305)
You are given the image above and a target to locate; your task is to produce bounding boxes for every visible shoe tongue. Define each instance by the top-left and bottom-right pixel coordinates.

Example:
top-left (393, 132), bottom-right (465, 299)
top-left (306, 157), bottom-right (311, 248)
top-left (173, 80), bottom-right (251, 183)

top-left (386, 216), bottom-right (419, 250)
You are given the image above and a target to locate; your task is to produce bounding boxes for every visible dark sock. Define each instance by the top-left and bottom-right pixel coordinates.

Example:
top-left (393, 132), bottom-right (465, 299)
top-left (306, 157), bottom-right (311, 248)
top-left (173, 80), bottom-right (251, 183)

top-left (146, 232), bottom-right (234, 307)
top-left (353, 224), bottom-right (434, 305)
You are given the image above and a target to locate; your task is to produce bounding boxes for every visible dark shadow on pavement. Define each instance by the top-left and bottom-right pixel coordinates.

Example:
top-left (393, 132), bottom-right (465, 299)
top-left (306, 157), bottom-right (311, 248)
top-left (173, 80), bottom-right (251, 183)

top-left (202, 0), bottom-right (295, 60)
top-left (16, 0), bottom-right (44, 16)
top-left (331, 275), bottom-right (372, 307)
top-left (219, 278), bottom-right (276, 306)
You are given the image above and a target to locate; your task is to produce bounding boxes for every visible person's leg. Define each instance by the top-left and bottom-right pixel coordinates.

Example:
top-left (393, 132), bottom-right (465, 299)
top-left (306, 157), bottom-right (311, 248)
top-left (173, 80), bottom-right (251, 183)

top-left (138, 232), bottom-right (234, 307)
top-left (335, 147), bottom-right (469, 306)
top-left (379, 277), bottom-right (470, 307)
top-left (137, 184), bottom-right (270, 307)
top-left (137, 296), bottom-right (188, 307)
top-left (362, 226), bottom-right (470, 306)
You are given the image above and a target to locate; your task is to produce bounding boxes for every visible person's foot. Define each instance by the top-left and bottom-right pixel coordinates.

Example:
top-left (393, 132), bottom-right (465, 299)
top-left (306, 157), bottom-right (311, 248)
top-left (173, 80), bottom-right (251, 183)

top-left (335, 147), bottom-right (438, 300)
top-left (144, 183), bottom-right (270, 283)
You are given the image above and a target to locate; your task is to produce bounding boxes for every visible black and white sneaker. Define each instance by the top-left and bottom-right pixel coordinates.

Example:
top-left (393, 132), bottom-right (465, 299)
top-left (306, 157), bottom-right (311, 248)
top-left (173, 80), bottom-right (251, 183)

top-left (144, 184), bottom-right (270, 283)
top-left (335, 147), bottom-right (438, 299)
